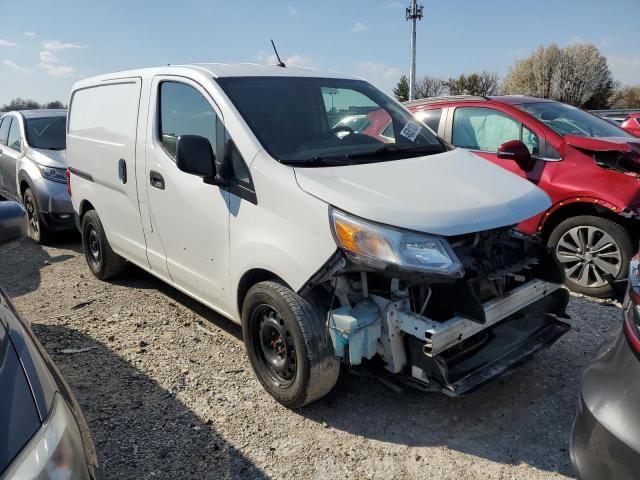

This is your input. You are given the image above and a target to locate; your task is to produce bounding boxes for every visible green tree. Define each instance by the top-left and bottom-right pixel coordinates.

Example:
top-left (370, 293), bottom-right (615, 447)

top-left (393, 75), bottom-right (409, 102)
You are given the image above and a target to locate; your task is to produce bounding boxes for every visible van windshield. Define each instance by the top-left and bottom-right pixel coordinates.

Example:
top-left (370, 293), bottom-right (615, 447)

top-left (24, 116), bottom-right (67, 150)
top-left (217, 77), bottom-right (445, 166)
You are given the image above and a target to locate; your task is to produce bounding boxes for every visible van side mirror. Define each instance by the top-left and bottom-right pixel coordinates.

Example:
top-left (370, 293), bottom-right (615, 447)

top-left (176, 135), bottom-right (225, 184)
top-left (497, 140), bottom-right (535, 171)
top-left (0, 201), bottom-right (28, 246)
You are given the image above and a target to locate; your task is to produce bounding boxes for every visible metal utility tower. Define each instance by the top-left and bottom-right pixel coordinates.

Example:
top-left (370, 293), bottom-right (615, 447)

top-left (406, 0), bottom-right (424, 100)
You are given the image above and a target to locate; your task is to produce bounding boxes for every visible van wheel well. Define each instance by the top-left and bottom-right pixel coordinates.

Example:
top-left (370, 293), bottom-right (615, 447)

top-left (79, 200), bottom-right (95, 220)
top-left (237, 269), bottom-right (289, 317)
top-left (542, 202), bottom-right (636, 241)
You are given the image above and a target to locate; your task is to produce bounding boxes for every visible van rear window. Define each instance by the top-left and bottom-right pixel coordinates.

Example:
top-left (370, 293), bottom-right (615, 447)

top-left (68, 82), bottom-right (141, 143)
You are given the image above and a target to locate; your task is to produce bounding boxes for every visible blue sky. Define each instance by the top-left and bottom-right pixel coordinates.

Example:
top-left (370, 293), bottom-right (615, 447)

top-left (0, 0), bottom-right (639, 105)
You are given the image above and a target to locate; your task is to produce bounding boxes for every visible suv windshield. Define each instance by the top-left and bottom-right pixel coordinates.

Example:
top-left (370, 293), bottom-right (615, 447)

top-left (24, 116), bottom-right (66, 150)
top-left (516, 102), bottom-right (633, 139)
top-left (217, 77), bottom-right (445, 165)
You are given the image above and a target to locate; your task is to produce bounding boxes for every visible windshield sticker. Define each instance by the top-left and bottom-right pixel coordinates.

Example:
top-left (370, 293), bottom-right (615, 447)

top-left (400, 121), bottom-right (421, 142)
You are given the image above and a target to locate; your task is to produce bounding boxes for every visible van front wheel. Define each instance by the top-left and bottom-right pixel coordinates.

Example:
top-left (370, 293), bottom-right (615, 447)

top-left (81, 210), bottom-right (126, 280)
top-left (242, 281), bottom-right (339, 408)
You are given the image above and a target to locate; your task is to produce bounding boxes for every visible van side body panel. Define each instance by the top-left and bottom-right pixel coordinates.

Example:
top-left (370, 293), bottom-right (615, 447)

top-left (67, 79), bottom-right (149, 269)
top-left (228, 151), bottom-right (337, 321)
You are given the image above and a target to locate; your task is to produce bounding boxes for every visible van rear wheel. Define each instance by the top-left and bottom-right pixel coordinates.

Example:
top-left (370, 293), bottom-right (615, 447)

top-left (81, 210), bottom-right (126, 280)
top-left (242, 281), bottom-right (339, 408)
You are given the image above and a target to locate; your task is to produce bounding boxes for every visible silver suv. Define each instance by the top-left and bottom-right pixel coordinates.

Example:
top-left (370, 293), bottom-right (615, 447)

top-left (0, 110), bottom-right (73, 242)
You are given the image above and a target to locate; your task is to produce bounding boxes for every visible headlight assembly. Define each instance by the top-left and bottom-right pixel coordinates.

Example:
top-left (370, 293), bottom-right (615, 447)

top-left (330, 208), bottom-right (464, 277)
top-left (39, 164), bottom-right (68, 184)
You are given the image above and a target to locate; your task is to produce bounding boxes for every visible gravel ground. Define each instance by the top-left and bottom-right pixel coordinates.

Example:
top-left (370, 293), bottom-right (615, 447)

top-left (0, 234), bottom-right (623, 479)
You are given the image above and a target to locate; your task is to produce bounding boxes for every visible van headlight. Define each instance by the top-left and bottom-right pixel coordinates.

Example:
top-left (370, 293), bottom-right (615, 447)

top-left (330, 208), bottom-right (464, 277)
top-left (39, 164), bottom-right (68, 184)
top-left (3, 395), bottom-right (91, 479)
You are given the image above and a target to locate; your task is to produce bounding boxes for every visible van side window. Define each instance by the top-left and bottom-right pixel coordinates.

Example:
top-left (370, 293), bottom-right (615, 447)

top-left (159, 82), bottom-right (217, 159)
top-left (0, 117), bottom-right (10, 146)
top-left (7, 118), bottom-right (21, 151)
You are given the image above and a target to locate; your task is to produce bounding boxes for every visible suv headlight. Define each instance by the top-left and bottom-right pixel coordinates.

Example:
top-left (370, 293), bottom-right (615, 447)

top-left (39, 164), bottom-right (68, 184)
top-left (3, 395), bottom-right (91, 479)
top-left (330, 208), bottom-right (464, 277)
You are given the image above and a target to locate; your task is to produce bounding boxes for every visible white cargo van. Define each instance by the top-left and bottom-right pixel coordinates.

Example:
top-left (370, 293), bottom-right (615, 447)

top-left (66, 64), bottom-right (570, 407)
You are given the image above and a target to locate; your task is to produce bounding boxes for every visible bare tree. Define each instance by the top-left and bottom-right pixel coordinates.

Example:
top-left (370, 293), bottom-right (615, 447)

top-left (1, 98), bottom-right (41, 112)
top-left (609, 84), bottom-right (640, 108)
top-left (444, 71), bottom-right (500, 96)
top-left (414, 75), bottom-right (446, 99)
top-left (45, 100), bottom-right (65, 109)
top-left (0, 98), bottom-right (66, 112)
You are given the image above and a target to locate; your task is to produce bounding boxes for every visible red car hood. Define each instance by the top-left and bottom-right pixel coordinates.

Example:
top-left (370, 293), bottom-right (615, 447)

top-left (565, 135), bottom-right (640, 153)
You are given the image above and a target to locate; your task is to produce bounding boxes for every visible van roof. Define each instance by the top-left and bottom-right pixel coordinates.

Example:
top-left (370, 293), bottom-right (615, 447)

top-left (73, 63), bottom-right (361, 87)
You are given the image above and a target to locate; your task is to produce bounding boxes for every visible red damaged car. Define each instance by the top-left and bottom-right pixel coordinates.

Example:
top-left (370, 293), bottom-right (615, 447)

top-left (621, 113), bottom-right (640, 137)
top-left (406, 95), bottom-right (640, 297)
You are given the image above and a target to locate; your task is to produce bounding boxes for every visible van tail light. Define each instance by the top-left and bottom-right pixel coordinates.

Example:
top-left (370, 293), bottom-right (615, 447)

top-left (624, 256), bottom-right (640, 352)
top-left (65, 168), bottom-right (71, 196)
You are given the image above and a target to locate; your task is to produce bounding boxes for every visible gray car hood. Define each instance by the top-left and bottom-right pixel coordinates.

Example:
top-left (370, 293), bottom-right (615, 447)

top-left (294, 148), bottom-right (551, 236)
top-left (26, 147), bottom-right (67, 169)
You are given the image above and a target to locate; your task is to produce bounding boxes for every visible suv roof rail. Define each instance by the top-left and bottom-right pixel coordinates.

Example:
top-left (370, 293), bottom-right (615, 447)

top-left (403, 95), bottom-right (489, 106)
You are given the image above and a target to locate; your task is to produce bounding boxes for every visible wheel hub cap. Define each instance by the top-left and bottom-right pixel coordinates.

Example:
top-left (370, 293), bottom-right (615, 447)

top-left (25, 197), bottom-right (39, 236)
top-left (86, 227), bottom-right (101, 268)
top-left (556, 225), bottom-right (622, 288)
top-left (253, 306), bottom-right (296, 386)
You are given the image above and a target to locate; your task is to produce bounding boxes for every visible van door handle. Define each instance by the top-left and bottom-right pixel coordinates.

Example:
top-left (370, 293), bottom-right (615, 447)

top-left (149, 170), bottom-right (165, 190)
top-left (118, 159), bottom-right (127, 184)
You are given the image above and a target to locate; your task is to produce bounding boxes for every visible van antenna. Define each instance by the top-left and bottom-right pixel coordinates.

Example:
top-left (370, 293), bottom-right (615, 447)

top-left (270, 39), bottom-right (286, 68)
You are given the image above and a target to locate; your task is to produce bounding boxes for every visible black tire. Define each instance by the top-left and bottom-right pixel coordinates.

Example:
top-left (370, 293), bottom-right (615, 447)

top-left (548, 215), bottom-right (633, 297)
top-left (81, 210), bottom-right (126, 280)
top-left (242, 281), bottom-right (340, 408)
top-left (23, 188), bottom-right (48, 244)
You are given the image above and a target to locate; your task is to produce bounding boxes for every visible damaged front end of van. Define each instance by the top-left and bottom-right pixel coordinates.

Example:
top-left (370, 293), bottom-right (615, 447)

top-left (300, 207), bottom-right (570, 396)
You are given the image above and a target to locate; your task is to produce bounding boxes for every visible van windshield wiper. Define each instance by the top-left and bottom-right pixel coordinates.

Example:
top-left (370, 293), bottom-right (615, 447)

top-left (346, 144), bottom-right (445, 160)
top-left (281, 156), bottom-right (360, 167)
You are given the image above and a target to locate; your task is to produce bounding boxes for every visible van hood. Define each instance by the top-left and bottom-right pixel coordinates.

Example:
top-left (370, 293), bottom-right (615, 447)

top-left (294, 148), bottom-right (551, 237)
top-left (26, 147), bottom-right (67, 169)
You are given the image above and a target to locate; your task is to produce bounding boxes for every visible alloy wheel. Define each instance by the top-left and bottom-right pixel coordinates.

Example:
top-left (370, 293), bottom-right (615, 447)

top-left (24, 194), bottom-right (40, 240)
top-left (555, 225), bottom-right (622, 288)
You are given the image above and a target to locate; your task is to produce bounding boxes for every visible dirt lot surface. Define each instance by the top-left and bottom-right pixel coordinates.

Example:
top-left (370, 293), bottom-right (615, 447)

top-left (0, 235), bottom-right (622, 479)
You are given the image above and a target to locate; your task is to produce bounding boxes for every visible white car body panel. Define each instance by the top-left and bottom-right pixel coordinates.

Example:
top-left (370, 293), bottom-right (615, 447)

top-left (294, 148), bottom-right (551, 236)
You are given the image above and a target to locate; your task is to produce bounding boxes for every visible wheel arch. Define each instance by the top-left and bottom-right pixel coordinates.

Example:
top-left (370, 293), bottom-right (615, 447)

top-left (236, 268), bottom-right (290, 320)
top-left (78, 199), bottom-right (96, 221)
top-left (17, 172), bottom-right (33, 197)
top-left (540, 199), bottom-right (633, 241)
